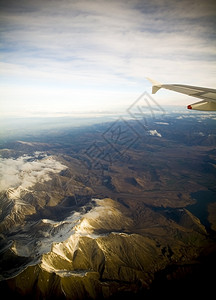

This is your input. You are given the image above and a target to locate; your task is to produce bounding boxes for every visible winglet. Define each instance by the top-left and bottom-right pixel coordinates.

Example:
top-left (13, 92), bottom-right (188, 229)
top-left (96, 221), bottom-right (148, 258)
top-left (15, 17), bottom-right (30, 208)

top-left (146, 77), bottom-right (162, 94)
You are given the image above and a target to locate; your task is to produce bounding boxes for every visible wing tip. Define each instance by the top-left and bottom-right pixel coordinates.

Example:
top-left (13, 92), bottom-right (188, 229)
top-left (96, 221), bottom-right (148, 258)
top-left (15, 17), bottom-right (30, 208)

top-left (146, 77), bottom-right (162, 94)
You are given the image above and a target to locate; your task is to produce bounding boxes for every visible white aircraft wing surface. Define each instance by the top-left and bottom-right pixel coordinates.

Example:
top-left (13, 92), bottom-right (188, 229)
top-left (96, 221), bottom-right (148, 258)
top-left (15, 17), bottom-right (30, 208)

top-left (147, 78), bottom-right (216, 111)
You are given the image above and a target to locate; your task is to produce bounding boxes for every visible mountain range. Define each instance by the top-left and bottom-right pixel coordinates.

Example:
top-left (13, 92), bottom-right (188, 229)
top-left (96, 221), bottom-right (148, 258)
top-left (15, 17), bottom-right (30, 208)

top-left (0, 112), bottom-right (216, 299)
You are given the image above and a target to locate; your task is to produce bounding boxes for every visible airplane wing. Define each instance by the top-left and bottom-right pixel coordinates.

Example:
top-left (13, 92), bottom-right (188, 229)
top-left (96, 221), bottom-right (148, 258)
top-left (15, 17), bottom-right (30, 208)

top-left (146, 78), bottom-right (216, 111)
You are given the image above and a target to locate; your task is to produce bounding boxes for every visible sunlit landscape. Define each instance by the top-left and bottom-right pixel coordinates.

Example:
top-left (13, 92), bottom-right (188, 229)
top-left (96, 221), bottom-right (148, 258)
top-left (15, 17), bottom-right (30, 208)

top-left (0, 0), bottom-right (216, 299)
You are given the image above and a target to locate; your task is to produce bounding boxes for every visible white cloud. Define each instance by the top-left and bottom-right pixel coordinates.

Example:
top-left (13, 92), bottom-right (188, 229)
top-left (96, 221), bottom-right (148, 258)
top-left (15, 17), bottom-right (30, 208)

top-left (148, 129), bottom-right (162, 137)
top-left (155, 122), bottom-right (169, 125)
top-left (0, 153), bottom-right (67, 197)
top-left (198, 132), bottom-right (205, 136)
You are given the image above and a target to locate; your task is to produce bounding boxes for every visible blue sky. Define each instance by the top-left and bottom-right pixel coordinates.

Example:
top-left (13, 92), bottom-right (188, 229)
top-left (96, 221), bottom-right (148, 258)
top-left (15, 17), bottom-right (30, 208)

top-left (0, 0), bottom-right (216, 117)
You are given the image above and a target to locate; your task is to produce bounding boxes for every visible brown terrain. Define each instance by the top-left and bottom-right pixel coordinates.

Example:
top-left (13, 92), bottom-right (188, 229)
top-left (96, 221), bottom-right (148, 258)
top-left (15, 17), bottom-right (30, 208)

top-left (0, 114), bottom-right (216, 299)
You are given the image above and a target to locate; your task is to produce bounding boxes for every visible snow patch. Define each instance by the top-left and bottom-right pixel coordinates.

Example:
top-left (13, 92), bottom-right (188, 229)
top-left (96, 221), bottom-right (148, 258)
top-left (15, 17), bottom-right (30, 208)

top-left (7, 198), bottom-right (129, 277)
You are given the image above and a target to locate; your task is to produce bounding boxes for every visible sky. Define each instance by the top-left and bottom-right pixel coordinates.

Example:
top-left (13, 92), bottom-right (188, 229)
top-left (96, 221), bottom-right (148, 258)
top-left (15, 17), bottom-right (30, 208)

top-left (0, 0), bottom-right (216, 117)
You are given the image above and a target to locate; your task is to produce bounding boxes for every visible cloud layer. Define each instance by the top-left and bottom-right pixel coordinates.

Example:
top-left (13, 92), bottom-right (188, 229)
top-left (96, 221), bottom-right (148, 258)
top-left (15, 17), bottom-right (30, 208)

top-left (0, 153), bottom-right (67, 196)
top-left (0, 0), bottom-right (216, 116)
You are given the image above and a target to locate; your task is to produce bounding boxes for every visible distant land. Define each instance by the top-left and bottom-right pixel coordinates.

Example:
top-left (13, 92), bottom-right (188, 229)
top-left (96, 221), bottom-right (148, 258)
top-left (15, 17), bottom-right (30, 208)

top-left (0, 109), bottom-right (216, 299)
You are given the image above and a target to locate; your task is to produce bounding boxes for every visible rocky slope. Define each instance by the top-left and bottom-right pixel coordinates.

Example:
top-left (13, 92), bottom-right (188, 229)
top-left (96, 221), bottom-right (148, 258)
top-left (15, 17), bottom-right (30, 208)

top-left (0, 196), bottom-right (210, 299)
